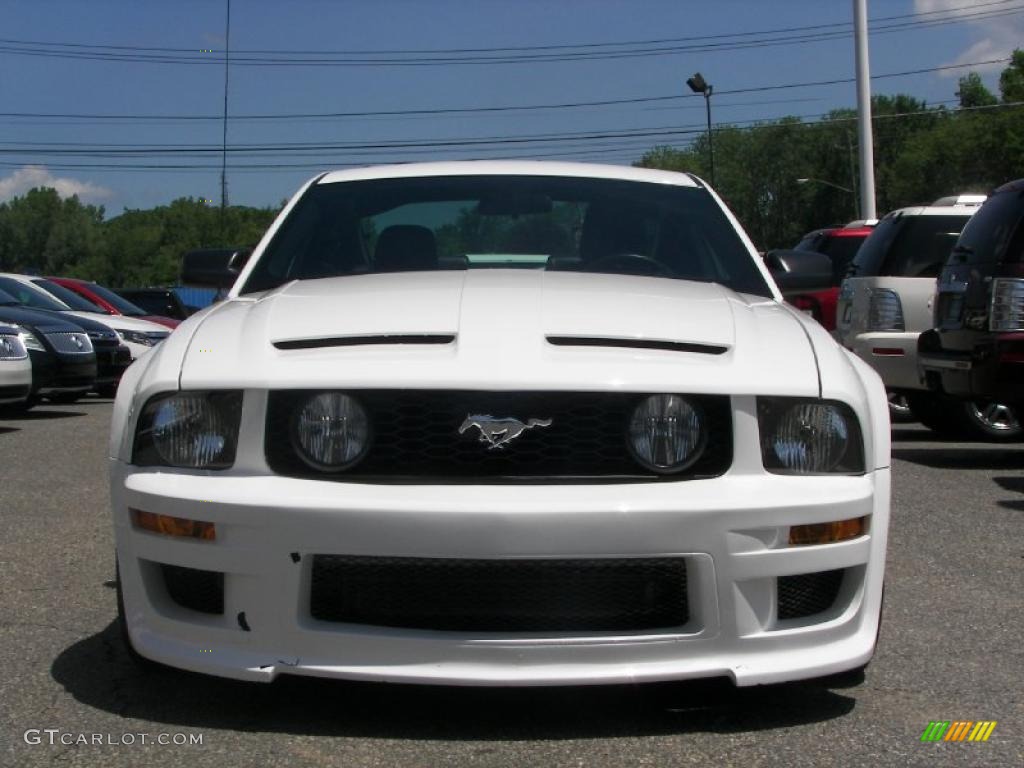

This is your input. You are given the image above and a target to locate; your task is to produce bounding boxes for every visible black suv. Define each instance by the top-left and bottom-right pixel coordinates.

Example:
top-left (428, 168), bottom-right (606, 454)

top-left (919, 179), bottom-right (1024, 409)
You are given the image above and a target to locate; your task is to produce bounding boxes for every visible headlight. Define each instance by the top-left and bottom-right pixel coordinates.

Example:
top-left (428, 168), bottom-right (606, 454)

top-left (16, 325), bottom-right (45, 352)
top-left (133, 391), bottom-right (243, 468)
top-left (291, 392), bottom-right (370, 471)
top-left (0, 333), bottom-right (28, 359)
top-left (627, 394), bottom-right (705, 473)
top-left (758, 398), bottom-right (864, 474)
top-left (120, 330), bottom-right (157, 347)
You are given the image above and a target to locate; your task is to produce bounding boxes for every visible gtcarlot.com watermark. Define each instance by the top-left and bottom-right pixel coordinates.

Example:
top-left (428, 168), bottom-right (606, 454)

top-left (24, 729), bottom-right (203, 746)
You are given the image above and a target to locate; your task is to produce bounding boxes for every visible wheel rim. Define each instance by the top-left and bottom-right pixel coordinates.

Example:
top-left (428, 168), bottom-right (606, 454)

top-left (967, 401), bottom-right (1020, 432)
top-left (887, 392), bottom-right (912, 417)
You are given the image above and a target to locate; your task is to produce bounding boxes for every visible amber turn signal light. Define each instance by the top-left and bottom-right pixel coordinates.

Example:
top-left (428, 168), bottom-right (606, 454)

top-left (130, 509), bottom-right (216, 541)
top-left (789, 517), bottom-right (865, 546)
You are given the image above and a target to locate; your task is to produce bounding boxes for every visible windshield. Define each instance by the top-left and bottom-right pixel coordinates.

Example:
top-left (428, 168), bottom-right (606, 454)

top-left (32, 279), bottom-right (107, 312)
top-left (82, 282), bottom-right (148, 315)
top-left (952, 189), bottom-right (1024, 265)
top-left (850, 214), bottom-right (969, 278)
top-left (0, 277), bottom-right (70, 311)
top-left (0, 287), bottom-right (19, 306)
top-left (240, 175), bottom-right (772, 297)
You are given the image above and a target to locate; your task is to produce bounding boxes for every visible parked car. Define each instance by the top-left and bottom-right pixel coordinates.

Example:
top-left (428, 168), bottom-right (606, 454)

top-left (0, 290), bottom-right (97, 407)
top-left (0, 274), bottom-right (170, 361)
top-left (835, 194), bottom-right (1019, 437)
top-left (111, 161), bottom-right (890, 688)
top-left (117, 288), bottom-right (199, 321)
top-left (782, 220), bottom-right (877, 331)
top-left (0, 323), bottom-right (32, 410)
top-left (919, 179), bottom-right (1024, 414)
top-left (47, 277), bottom-right (180, 329)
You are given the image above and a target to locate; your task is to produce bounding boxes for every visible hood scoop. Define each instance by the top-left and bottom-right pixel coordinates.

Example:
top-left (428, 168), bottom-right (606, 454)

top-left (274, 334), bottom-right (455, 351)
top-left (546, 336), bottom-right (728, 355)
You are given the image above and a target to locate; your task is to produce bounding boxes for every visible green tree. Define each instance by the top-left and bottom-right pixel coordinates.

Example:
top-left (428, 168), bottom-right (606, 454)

top-left (999, 48), bottom-right (1024, 102)
top-left (0, 188), bottom-right (104, 274)
top-left (956, 72), bottom-right (997, 108)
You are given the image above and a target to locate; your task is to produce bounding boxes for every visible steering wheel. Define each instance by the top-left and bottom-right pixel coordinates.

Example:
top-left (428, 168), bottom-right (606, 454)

top-left (588, 252), bottom-right (674, 278)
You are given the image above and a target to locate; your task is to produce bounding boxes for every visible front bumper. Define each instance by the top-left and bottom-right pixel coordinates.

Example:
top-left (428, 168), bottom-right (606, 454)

top-left (847, 332), bottom-right (923, 391)
top-left (919, 329), bottom-right (1024, 404)
top-left (112, 464), bottom-right (889, 687)
top-left (0, 358), bottom-right (32, 403)
top-left (28, 349), bottom-right (96, 396)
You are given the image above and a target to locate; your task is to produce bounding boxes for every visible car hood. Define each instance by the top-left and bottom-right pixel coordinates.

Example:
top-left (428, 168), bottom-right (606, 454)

top-left (0, 305), bottom-right (92, 334)
top-left (176, 270), bottom-right (819, 396)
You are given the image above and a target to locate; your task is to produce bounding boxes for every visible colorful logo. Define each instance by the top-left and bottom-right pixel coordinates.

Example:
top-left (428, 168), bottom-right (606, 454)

top-left (920, 721), bottom-right (997, 742)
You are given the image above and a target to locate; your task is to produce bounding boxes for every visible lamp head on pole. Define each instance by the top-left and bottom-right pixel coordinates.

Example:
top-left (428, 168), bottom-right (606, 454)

top-left (686, 72), bottom-right (709, 94)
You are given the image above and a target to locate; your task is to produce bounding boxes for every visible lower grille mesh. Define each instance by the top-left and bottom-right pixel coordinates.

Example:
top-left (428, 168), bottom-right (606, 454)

top-left (777, 569), bottom-right (845, 620)
top-left (310, 555), bottom-right (690, 632)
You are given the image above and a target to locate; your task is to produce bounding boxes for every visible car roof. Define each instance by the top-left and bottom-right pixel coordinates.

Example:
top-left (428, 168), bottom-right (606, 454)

top-left (317, 160), bottom-right (702, 188)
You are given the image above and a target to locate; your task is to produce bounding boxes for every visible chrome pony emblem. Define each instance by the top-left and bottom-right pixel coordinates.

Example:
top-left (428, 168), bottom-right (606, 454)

top-left (458, 414), bottom-right (552, 450)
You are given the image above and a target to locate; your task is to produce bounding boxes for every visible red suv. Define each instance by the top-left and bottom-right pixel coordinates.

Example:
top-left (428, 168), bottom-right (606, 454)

top-left (783, 221), bottom-right (876, 331)
top-left (47, 277), bottom-right (180, 329)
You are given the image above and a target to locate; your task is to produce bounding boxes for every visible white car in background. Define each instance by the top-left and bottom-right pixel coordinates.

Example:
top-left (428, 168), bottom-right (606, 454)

top-left (110, 161), bottom-right (890, 688)
top-left (0, 323), bottom-right (31, 408)
top-left (0, 274), bottom-right (169, 360)
top-left (835, 195), bottom-right (1020, 439)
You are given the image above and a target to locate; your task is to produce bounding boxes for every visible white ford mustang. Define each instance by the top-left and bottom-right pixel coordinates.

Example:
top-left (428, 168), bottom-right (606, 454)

top-left (110, 161), bottom-right (890, 687)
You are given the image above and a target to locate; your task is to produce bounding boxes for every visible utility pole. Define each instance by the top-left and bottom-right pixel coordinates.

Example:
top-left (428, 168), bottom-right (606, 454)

top-left (853, 0), bottom-right (876, 219)
top-left (220, 0), bottom-right (232, 228)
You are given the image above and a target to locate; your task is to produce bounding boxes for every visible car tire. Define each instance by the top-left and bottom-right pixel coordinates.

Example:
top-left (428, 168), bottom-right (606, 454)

top-left (886, 391), bottom-right (916, 424)
top-left (906, 393), bottom-right (1021, 441)
top-left (95, 383), bottom-right (118, 399)
top-left (115, 558), bottom-right (167, 673)
top-left (957, 401), bottom-right (1022, 441)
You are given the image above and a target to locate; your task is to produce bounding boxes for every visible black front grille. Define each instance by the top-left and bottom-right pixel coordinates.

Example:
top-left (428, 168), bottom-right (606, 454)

top-left (310, 555), bottom-right (690, 632)
top-left (160, 564), bottom-right (224, 615)
top-left (266, 390), bottom-right (732, 481)
top-left (777, 569), bottom-right (845, 620)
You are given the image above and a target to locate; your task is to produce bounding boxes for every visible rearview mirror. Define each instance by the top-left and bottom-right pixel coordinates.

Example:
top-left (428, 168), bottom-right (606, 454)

top-left (765, 249), bottom-right (834, 294)
top-left (181, 247), bottom-right (252, 289)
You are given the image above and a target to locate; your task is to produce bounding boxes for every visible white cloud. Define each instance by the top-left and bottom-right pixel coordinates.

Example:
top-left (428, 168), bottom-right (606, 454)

top-left (0, 165), bottom-right (113, 203)
top-left (915, 0), bottom-right (1024, 75)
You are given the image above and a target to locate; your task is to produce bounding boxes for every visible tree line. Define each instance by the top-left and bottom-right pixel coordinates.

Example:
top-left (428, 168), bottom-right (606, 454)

top-left (0, 194), bottom-right (278, 287)
top-left (0, 52), bottom-right (1021, 283)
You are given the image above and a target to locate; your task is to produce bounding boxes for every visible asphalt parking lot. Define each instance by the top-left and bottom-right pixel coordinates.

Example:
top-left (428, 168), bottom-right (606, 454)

top-left (1, 398), bottom-right (1021, 768)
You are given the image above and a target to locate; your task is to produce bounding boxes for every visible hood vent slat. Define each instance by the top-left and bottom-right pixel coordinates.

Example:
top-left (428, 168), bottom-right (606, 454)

top-left (546, 336), bottom-right (727, 355)
top-left (274, 334), bottom-right (455, 350)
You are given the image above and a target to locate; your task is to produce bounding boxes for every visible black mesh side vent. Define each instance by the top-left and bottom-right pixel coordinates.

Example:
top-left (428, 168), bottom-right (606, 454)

top-left (161, 564), bottom-right (224, 615)
top-left (777, 569), bottom-right (845, 620)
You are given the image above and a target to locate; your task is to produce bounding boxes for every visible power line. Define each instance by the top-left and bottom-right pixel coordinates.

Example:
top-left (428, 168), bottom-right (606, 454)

top-left (0, 58), bottom-right (1008, 124)
top-left (3, 100), bottom-right (1018, 171)
top-left (0, 3), bottom-right (1018, 67)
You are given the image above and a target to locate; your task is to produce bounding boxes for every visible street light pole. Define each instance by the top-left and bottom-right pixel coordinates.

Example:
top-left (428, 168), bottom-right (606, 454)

top-left (686, 73), bottom-right (714, 187)
top-left (853, 0), bottom-right (877, 219)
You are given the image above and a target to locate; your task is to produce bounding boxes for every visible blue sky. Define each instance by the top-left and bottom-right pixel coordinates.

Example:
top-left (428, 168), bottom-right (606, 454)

top-left (0, 0), bottom-right (1020, 215)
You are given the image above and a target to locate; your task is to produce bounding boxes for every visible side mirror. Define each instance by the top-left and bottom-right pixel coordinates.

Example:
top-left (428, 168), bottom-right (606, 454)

top-left (765, 249), bottom-right (834, 293)
top-left (181, 247), bottom-right (252, 289)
